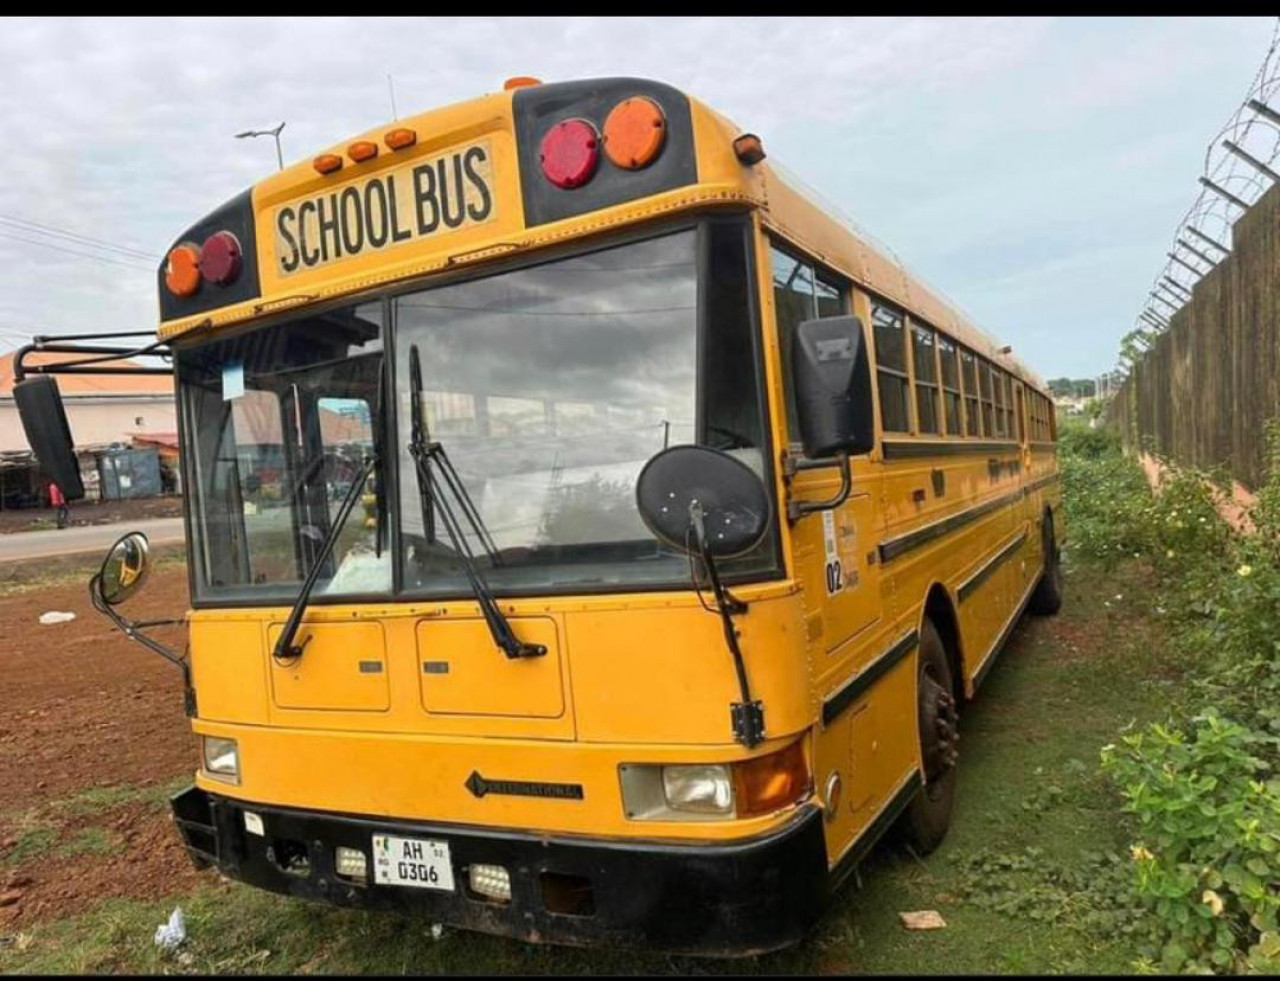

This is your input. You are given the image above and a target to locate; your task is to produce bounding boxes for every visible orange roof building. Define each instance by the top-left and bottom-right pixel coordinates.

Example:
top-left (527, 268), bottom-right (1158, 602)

top-left (0, 348), bottom-right (176, 454)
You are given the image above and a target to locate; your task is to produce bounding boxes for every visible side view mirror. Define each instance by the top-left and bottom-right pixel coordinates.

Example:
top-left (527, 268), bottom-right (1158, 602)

top-left (791, 315), bottom-right (875, 460)
top-left (634, 444), bottom-right (772, 749)
top-left (635, 445), bottom-right (771, 558)
top-left (13, 375), bottom-right (85, 500)
top-left (97, 531), bottom-right (152, 606)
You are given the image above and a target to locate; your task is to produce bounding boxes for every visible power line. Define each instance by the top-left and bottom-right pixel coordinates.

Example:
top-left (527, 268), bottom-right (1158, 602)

top-left (0, 228), bottom-right (155, 272)
top-left (0, 214), bottom-right (158, 262)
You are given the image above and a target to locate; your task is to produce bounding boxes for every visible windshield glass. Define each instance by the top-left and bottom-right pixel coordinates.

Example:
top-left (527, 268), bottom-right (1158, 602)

top-left (395, 221), bottom-right (776, 595)
top-left (178, 304), bottom-right (387, 604)
top-left (176, 217), bottom-right (777, 605)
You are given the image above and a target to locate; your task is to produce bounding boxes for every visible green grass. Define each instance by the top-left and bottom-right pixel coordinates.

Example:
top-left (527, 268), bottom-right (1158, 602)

top-left (0, 556), bottom-right (1179, 975)
top-left (0, 549), bottom-right (186, 597)
top-left (58, 776), bottom-right (193, 819)
top-left (1, 827), bottom-right (58, 868)
top-left (55, 828), bottom-right (120, 860)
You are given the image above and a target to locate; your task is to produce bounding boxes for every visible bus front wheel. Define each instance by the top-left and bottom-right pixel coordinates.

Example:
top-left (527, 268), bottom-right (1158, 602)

top-left (899, 618), bottom-right (958, 855)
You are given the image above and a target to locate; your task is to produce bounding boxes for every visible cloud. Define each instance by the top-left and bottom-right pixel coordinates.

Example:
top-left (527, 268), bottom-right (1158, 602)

top-left (0, 16), bottom-right (1274, 380)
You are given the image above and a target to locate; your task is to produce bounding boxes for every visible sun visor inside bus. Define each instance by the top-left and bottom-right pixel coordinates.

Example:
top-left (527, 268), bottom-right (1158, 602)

top-left (157, 188), bottom-right (261, 322)
top-left (14, 375), bottom-right (85, 500)
top-left (514, 78), bottom-right (697, 228)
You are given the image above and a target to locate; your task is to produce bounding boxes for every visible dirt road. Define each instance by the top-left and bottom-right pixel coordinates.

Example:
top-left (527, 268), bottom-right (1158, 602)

top-left (0, 517), bottom-right (185, 562)
top-left (0, 562), bottom-right (200, 926)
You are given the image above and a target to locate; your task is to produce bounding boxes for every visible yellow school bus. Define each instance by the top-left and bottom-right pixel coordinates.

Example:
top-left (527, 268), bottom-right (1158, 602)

top-left (17, 75), bottom-right (1062, 955)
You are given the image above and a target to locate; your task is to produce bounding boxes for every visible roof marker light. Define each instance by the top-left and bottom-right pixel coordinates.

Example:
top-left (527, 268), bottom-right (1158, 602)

top-left (733, 133), bottom-right (766, 166)
top-left (165, 243), bottom-right (201, 297)
top-left (201, 231), bottom-right (242, 287)
top-left (313, 153), bottom-right (343, 175)
top-left (603, 96), bottom-right (666, 170)
top-left (385, 128), bottom-right (417, 151)
top-left (348, 140), bottom-right (378, 163)
top-left (504, 76), bottom-right (542, 91)
top-left (540, 118), bottom-right (600, 190)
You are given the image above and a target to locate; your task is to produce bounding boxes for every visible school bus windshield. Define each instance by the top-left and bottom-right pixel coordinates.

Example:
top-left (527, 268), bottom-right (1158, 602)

top-left (176, 218), bottom-right (778, 605)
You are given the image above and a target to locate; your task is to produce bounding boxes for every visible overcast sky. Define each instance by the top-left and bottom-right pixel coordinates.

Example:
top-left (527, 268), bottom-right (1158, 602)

top-left (0, 16), bottom-right (1273, 379)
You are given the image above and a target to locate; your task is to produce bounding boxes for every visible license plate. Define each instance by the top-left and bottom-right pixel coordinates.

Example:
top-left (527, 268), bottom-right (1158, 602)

top-left (371, 834), bottom-right (455, 892)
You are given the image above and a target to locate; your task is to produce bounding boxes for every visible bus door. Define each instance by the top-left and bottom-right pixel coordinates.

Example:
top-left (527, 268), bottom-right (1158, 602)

top-left (768, 241), bottom-right (886, 854)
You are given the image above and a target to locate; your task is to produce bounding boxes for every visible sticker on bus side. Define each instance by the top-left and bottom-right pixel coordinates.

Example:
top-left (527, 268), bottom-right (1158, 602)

top-left (823, 509), bottom-right (843, 596)
top-left (273, 139), bottom-right (496, 277)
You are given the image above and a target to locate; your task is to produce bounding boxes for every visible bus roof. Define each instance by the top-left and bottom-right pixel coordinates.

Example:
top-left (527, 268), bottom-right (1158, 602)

top-left (156, 76), bottom-right (1046, 396)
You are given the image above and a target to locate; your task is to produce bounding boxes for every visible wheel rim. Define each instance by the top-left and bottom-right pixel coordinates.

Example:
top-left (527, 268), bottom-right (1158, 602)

top-left (919, 663), bottom-right (959, 795)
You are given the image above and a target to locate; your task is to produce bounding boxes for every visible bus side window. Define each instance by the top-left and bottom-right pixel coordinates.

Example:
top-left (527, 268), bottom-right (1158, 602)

top-left (769, 243), bottom-right (848, 444)
top-left (938, 334), bottom-right (963, 436)
top-left (872, 302), bottom-right (910, 433)
top-left (960, 345), bottom-right (981, 437)
top-left (978, 359), bottom-right (995, 437)
top-left (910, 320), bottom-right (940, 435)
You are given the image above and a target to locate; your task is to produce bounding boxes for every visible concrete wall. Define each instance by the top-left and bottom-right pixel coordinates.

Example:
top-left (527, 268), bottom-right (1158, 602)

top-left (0, 395), bottom-right (175, 453)
top-left (1109, 181), bottom-right (1280, 490)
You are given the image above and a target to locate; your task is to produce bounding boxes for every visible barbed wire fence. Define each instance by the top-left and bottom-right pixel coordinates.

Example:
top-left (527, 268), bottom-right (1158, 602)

top-left (1115, 16), bottom-right (1280, 387)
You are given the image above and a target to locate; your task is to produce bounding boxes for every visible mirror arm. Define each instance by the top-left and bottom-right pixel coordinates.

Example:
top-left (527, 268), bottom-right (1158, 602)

top-left (691, 508), bottom-right (765, 749)
top-left (785, 451), bottom-right (851, 522)
top-left (89, 575), bottom-right (196, 717)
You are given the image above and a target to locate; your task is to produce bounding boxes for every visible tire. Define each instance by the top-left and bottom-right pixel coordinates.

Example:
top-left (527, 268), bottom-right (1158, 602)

top-left (898, 618), bottom-right (959, 855)
top-left (1029, 512), bottom-right (1064, 616)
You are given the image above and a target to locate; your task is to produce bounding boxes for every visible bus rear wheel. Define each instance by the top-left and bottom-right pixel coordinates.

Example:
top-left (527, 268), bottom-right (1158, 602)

top-left (898, 618), bottom-right (959, 855)
top-left (1029, 513), bottom-right (1064, 616)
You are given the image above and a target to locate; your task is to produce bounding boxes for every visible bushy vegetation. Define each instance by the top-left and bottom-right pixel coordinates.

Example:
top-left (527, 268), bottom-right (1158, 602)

top-left (1062, 419), bottom-right (1280, 973)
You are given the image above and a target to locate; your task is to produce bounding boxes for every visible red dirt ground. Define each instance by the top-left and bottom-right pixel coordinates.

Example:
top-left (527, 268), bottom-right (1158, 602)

top-left (0, 561), bottom-right (206, 927)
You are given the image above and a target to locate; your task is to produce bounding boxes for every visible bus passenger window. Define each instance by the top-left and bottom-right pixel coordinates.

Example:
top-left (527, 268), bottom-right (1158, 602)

top-left (991, 368), bottom-right (1006, 437)
top-left (979, 360), bottom-right (995, 437)
top-left (938, 335), bottom-right (962, 436)
top-left (1003, 375), bottom-right (1016, 437)
top-left (872, 302), bottom-right (910, 433)
top-left (911, 323), bottom-right (940, 435)
top-left (960, 346), bottom-right (980, 436)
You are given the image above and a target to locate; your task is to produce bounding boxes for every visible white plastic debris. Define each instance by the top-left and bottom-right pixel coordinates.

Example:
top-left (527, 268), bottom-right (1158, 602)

top-left (153, 906), bottom-right (186, 951)
top-left (429, 923), bottom-right (445, 941)
top-left (38, 611), bottom-right (76, 625)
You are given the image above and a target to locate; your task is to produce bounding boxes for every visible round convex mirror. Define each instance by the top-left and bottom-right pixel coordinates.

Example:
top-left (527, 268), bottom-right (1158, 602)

top-left (97, 531), bottom-right (152, 606)
top-left (635, 445), bottom-right (771, 558)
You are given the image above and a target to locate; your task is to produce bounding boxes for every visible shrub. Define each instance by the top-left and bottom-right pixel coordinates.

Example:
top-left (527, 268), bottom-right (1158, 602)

top-left (1064, 421), bottom-right (1280, 974)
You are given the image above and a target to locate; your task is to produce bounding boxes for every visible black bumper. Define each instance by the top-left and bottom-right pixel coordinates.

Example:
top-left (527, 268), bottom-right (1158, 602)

top-left (171, 786), bottom-right (829, 956)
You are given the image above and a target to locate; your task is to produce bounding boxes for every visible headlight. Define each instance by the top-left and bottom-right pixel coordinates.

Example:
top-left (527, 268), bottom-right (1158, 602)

top-left (620, 741), bottom-right (810, 822)
top-left (201, 736), bottom-right (240, 783)
top-left (662, 765), bottom-right (733, 814)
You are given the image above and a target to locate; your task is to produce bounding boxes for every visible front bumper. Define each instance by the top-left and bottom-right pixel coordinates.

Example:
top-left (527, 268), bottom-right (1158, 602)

top-left (171, 786), bottom-right (829, 956)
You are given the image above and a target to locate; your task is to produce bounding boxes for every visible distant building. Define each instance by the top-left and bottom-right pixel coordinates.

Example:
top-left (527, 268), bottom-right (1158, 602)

top-left (0, 349), bottom-right (175, 508)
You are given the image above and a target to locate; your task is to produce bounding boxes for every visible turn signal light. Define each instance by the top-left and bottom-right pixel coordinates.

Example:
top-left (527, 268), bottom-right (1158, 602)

top-left (348, 140), bottom-right (378, 163)
top-left (732, 739), bottom-right (809, 818)
top-left (164, 243), bottom-right (201, 297)
top-left (603, 96), bottom-right (666, 170)
top-left (503, 76), bottom-right (542, 91)
top-left (539, 118), bottom-right (600, 190)
top-left (200, 231), bottom-right (242, 287)
top-left (385, 127), bottom-right (417, 150)
top-left (313, 153), bottom-right (343, 175)
top-left (733, 133), bottom-right (766, 166)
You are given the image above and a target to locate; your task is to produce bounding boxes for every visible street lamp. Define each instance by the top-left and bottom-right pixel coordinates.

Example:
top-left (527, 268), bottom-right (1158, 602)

top-left (234, 121), bottom-right (286, 171)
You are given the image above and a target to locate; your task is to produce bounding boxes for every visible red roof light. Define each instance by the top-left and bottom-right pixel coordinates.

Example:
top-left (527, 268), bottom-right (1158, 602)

top-left (540, 118), bottom-right (600, 190)
top-left (201, 231), bottom-right (242, 286)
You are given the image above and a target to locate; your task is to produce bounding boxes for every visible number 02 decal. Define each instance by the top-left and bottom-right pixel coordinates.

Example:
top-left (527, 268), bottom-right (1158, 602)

top-left (823, 510), bottom-right (843, 596)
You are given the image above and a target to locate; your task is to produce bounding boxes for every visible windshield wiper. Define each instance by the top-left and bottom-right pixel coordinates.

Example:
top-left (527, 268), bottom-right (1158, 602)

top-left (407, 344), bottom-right (545, 660)
top-left (272, 452), bottom-right (378, 662)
